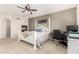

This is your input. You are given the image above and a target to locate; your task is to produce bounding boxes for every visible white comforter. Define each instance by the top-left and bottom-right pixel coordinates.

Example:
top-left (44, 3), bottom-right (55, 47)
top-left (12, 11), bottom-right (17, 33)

top-left (36, 32), bottom-right (48, 45)
top-left (19, 31), bottom-right (49, 47)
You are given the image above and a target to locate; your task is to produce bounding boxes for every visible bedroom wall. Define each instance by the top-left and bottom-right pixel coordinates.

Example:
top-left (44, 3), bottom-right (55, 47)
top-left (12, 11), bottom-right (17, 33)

top-left (29, 7), bottom-right (76, 32)
top-left (0, 14), bottom-right (28, 39)
top-left (77, 5), bottom-right (79, 31)
top-left (29, 19), bottom-right (35, 31)
top-left (10, 15), bottom-right (28, 38)
top-left (29, 14), bottom-right (50, 31)
top-left (50, 7), bottom-right (76, 32)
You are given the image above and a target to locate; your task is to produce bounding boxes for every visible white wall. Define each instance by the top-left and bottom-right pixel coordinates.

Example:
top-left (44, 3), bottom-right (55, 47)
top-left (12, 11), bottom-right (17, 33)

top-left (0, 17), bottom-right (3, 38)
top-left (10, 15), bottom-right (28, 38)
top-left (77, 5), bottom-right (79, 31)
top-left (0, 14), bottom-right (28, 39)
top-left (50, 8), bottom-right (76, 32)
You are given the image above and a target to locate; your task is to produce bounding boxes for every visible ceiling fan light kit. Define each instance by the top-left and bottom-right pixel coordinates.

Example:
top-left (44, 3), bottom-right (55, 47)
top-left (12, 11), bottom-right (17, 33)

top-left (17, 4), bottom-right (37, 14)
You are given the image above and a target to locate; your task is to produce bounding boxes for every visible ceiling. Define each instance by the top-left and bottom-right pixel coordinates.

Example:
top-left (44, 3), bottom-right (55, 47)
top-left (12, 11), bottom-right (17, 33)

top-left (0, 4), bottom-right (77, 18)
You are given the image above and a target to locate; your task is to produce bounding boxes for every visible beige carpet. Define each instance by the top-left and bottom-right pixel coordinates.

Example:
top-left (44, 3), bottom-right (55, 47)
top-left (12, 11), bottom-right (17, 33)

top-left (0, 38), bottom-right (67, 54)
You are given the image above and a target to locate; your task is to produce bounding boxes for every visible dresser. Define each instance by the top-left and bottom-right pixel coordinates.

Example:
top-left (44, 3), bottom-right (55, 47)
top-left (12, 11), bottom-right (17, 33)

top-left (68, 32), bottom-right (79, 54)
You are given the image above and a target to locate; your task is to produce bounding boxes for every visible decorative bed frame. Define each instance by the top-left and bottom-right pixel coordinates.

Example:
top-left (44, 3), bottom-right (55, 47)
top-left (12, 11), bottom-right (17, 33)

top-left (18, 18), bottom-right (51, 49)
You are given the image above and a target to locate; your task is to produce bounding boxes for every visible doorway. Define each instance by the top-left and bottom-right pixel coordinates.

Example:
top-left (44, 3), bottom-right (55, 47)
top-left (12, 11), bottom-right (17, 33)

top-left (6, 19), bottom-right (11, 38)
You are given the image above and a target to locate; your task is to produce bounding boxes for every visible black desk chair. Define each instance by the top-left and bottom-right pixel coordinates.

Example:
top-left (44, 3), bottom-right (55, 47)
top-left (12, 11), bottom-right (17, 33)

top-left (53, 30), bottom-right (67, 46)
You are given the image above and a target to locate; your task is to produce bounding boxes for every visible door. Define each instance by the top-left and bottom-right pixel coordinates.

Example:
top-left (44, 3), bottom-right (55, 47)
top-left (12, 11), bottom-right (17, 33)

top-left (6, 19), bottom-right (10, 38)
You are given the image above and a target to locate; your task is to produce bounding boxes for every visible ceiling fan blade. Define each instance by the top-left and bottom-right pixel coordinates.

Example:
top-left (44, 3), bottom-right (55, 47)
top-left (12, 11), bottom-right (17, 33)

top-left (30, 9), bottom-right (37, 11)
top-left (17, 6), bottom-right (25, 9)
top-left (22, 10), bottom-right (26, 13)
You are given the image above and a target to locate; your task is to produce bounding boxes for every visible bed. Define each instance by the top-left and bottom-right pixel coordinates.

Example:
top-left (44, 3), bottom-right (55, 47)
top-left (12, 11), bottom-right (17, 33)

top-left (18, 24), bottom-right (49, 49)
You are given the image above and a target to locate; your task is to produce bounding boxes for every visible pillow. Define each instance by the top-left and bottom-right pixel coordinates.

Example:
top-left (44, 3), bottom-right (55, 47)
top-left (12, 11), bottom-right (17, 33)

top-left (36, 29), bottom-right (42, 32)
top-left (42, 29), bottom-right (48, 32)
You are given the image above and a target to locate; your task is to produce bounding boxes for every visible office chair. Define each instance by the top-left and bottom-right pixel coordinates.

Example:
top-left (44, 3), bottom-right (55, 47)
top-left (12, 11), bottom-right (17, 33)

top-left (53, 29), bottom-right (67, 46)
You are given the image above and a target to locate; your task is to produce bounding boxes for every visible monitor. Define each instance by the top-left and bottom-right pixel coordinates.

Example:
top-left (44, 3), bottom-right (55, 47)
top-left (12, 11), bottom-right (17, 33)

top-left (66, 25), bottom-right (78, 32)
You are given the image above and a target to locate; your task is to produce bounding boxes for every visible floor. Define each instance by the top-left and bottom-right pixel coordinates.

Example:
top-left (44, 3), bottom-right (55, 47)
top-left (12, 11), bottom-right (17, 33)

top-left (0, 38), bottom-right (67, 54)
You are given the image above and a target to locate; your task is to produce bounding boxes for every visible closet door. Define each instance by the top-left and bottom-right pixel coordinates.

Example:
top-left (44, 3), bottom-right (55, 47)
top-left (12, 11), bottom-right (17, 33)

top-left (6, 19), bottom-right (10, 38)
top-left (2, 18), bottom-right (10, 38)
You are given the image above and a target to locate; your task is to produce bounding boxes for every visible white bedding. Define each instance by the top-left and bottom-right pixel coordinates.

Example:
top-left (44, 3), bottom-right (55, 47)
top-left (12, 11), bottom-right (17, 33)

top-left (18, 31), bottom-right (49, 48)
top-left (18, 25), bottom-right (49, 49)
top-left (36, 32), bottom-right (48, 45)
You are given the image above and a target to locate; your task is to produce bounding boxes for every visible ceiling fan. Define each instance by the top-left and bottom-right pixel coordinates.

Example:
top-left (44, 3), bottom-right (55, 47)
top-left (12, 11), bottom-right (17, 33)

top-left (17, 4), bottom-right (37, 14)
